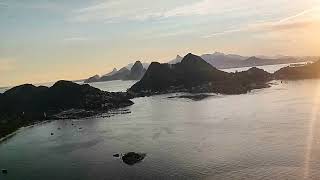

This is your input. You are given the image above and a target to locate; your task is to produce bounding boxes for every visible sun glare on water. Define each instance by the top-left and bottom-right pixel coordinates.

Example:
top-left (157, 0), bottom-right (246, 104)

top-left (303, 80), bottom-right (320, 179)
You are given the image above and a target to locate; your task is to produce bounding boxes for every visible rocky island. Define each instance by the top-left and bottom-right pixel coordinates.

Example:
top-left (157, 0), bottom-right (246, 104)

top-left (274, 61), bottom-right (320, 80)
top-left (0, 80), bottom-right (133, 138)
top-left (129, 53), bottom-right (273, 96)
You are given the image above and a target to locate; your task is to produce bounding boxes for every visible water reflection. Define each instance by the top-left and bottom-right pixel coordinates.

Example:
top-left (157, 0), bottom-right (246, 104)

top-left (1, 79), bottom-right (320, 179)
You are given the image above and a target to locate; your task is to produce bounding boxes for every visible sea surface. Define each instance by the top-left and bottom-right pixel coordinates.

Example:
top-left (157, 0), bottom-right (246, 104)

top-left (2, 64), bottom-right (320, 179)
top-left (84, 80), bottom-right (137, 92)
top-left (221, 63), bottom-right (304, 73)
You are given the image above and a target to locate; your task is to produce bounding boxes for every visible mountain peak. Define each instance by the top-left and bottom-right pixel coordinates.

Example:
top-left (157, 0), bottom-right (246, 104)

top-left (184, 53), bottom-right (198, 59)
top-left (179, 53), bottom-right (219, 71)
top-left (181, 53), bottom-right (206, 64)
top-left (125, 61), bottom-right (146, 80)
top-left (131, 61), bottom-right (143, 71)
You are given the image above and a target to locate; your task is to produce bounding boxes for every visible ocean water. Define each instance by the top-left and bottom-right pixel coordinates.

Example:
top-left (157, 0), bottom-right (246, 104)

top-left (221, 63), bottom-right (297, 73)
top-left (2, 65), bottom-right (320, 179)
top-left (83, 80), bottom-right (137, 92)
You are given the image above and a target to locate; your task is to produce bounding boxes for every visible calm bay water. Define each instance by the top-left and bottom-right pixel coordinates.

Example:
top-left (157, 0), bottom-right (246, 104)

top-left (221, 63), bottom-right (300, 73)
top-left (1, 65), bottom-right (320, 179)
top-left (84, 80), bottom-right (137, 92)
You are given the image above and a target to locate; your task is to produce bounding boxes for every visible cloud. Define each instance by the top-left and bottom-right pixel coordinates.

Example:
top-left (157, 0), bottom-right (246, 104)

top-left (71, 0), bottom-right (148, 22)
top-left (202, 28), bottom-right (248, 38)
top-left (204, 6), bottom-right (320, 38)
top-left (277, 7), bottom-right (318, 23)
top-left (266, 21), bottom-right (319, 31)
top-left (162, 0), bottom-right (243, 18)
top-left (70, 0), bottom-right (248, 23)
top-left (74, 1), bottom-right (122, 13)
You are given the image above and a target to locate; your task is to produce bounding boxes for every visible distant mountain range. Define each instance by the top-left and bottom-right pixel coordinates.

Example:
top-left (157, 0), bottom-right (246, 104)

top-left (168, 52), bottom-right (317, 69)
top-left (84, 61), bottom-right (147, 83)
top-left (103, 68), bottom-right (118, 77)
top-left (84, 52), bottom-right (318, 83)
top-left (126, 62), bottom-right (149, 70)
top-left (129, 53), bottom-right (320, 97)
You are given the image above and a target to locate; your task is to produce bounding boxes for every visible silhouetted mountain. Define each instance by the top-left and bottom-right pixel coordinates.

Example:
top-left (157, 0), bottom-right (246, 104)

top-left (103, 68), bottom-right (118, 77)
top-left (201, 52), bottom-right (248, 69)
top-left (0, 80), bottom-right (133, 116)
top-left (84, 75), bottom-right (100, 83)
top-left (168, 55), bottom-right (183, 64)
top-left (126, 62), bottom-right (149, 69)
top-left (129, 53), bottom-right (272, 95)
top-left (0, 80), bottom-right (134, 138)
top-left (124, 61), bottom-right (147, 80)
top-left (99, 67), bottom-right (130, 81)
top-left (239, 56), bottom-right (300, 67)
top-left (85, 61), bottom-right (147, 83)
top-left (168, 52), bottom-right (248, 68)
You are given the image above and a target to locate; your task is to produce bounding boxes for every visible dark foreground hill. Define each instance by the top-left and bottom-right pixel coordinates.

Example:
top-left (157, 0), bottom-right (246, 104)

top-left (0, 80), bottom-right (133, 138)
top-left (129, 53), bottom-right (272, 95)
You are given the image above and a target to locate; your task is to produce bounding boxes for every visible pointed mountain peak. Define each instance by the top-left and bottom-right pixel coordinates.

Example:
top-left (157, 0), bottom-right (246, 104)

top-left (133, 60), bottom-right (142, 65)
top-left (130, 61), bottom-right (144, 73)
top-left (182, 53), bottom-right (204, 63)
top-left (131, 61), bottom-right (143, 69)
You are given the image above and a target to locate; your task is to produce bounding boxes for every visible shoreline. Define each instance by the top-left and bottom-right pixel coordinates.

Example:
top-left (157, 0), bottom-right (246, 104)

top-left (0, 120), bottom-right (51, 143)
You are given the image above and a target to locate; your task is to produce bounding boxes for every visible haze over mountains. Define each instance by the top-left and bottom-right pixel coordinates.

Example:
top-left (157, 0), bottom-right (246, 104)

top-left (169, 52), bottom-right (315, 69)
top-left (84, 52), bottom-right (317, 83)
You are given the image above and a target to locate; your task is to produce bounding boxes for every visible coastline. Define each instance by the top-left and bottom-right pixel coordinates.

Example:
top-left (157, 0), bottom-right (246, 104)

top-left (0, 120), bottom-right (51, 143)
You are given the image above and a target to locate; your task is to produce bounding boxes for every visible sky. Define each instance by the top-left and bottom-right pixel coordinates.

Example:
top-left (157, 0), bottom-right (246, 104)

top-left (0, 0), bottom-right (320, 87)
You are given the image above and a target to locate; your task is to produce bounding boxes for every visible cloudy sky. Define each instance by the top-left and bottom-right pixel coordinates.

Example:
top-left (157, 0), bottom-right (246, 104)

top-left (1, 0), bottom-right (320, 86)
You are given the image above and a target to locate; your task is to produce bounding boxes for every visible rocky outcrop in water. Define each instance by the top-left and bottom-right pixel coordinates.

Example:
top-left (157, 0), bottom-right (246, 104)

top-left (129, 53), bottom-right (272, 96)
top-left (121, 152), bottom-right (146, 165)
top-left (0, 80), bottom-right (134, 138)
